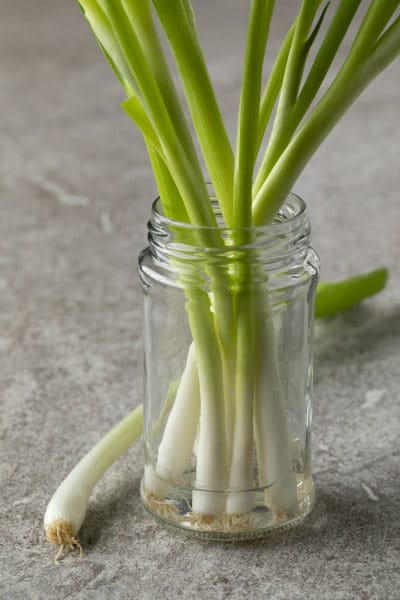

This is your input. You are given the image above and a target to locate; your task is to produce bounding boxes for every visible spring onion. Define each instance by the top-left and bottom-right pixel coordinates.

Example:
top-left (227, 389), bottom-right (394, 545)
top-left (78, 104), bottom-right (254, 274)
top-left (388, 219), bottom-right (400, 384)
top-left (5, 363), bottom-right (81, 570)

top-left (44, 405), bottom-right (143, 561)
top-left (46, 0), bottom-right (399, 552)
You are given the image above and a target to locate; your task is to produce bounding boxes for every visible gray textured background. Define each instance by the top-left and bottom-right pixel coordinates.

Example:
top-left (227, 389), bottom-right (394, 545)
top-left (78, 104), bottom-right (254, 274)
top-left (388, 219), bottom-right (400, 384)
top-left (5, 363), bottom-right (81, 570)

top-left (1, 1), bottom-right (399, 598)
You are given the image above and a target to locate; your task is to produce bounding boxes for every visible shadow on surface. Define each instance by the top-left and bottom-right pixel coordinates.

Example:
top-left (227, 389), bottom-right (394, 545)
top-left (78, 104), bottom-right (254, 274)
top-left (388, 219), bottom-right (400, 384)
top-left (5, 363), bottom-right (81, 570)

top-left (76, 465), bottom-right (400, 555)
top-left (243, 478), bottom-right (400, 553)
top-left (315, 303), bottom-right (400, 368)
top-left (79, 476), bottom-right (142, 549)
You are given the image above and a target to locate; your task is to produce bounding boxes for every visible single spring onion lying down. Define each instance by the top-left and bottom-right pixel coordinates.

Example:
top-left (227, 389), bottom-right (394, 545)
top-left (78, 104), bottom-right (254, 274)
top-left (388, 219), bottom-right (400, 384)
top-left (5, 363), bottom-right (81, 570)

top-left (44, 269), bottom-right (387, 556)
top-left (44, 404), bottom-right (143, 560)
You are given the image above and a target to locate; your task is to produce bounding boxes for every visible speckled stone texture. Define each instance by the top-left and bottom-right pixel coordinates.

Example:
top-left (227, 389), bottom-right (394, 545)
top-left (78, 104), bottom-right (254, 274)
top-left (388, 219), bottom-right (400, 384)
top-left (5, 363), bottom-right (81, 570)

top-left (1, 1), bottom-right (399, 598)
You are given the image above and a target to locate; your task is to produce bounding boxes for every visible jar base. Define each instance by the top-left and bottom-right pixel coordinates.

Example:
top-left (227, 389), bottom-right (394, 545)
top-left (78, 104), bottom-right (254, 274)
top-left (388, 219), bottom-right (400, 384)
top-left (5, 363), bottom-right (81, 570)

top-left (141, 473), bottom-right (315, 541)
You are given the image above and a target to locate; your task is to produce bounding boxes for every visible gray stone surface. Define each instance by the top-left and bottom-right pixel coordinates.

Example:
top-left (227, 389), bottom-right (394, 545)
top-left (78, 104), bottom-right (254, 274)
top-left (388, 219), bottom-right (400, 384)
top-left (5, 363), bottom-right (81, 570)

top-left (1, 1), bottom-right (399, 598)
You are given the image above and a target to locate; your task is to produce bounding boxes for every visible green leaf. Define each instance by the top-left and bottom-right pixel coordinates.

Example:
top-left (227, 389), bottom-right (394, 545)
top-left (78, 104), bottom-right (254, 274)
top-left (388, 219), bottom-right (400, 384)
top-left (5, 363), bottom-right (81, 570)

top-left (77, 0), bottom-right (137, 95)
top-left (121, 96), bottom-right (162, 153)
top-left (257, 20), bottom-right (296, 153)
top-left (233, 0), bottom-right (275, 228)
top-left (152, 0), bottom-right (235, 227)
top-left (253, 0), bottom-right (324, 196)
top-left (315, 268), bottom-right (389, 319)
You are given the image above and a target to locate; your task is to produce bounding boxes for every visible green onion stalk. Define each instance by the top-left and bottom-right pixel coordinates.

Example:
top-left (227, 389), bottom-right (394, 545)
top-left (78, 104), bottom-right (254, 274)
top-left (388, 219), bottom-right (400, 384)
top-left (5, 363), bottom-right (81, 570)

top-left (45, 0), bottom-right (399, 548)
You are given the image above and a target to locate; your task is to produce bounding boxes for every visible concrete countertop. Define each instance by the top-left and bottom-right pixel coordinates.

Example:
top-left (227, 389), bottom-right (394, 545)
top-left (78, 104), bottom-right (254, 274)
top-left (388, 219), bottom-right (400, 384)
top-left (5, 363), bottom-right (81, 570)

top-left (1, 2), bottom-right (399, 598)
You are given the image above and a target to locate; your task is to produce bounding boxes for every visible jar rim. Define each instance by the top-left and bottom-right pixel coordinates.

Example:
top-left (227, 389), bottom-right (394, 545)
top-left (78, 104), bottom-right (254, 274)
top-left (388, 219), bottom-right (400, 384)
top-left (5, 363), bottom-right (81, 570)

top-left (151, 192), bottom-right (307, 234)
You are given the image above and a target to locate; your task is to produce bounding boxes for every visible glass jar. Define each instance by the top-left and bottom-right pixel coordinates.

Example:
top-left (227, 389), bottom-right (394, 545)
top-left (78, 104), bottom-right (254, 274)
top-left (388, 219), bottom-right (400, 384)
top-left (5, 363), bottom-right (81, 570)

top-left (138, 193), bottom-right (319, 540)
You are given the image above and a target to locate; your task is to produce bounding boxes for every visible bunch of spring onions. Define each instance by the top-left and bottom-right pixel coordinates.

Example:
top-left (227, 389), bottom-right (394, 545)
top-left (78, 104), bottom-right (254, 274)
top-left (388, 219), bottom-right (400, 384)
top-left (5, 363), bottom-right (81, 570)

top-left (45, 0), bottom-right (399, 554)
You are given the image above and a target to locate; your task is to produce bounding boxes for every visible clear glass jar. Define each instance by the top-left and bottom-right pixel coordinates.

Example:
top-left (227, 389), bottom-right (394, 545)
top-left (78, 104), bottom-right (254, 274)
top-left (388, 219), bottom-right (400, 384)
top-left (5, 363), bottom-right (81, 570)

top-left (138, 193), bottom-right (319, 540)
